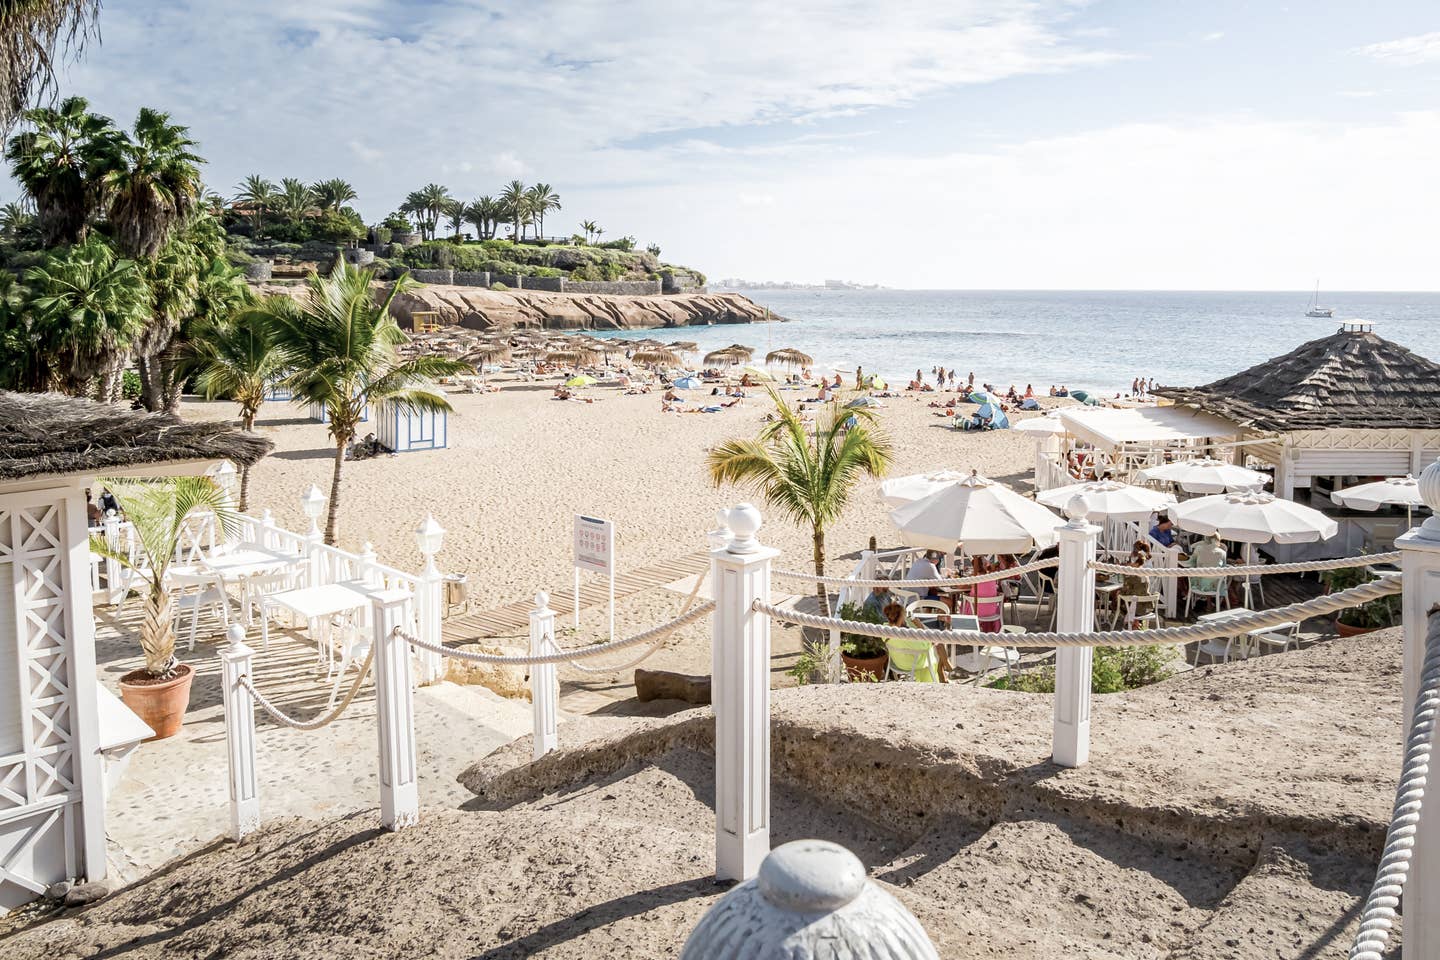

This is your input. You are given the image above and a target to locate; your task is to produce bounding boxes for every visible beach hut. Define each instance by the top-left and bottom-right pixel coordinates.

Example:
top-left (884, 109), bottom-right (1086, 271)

top-left (1157, 320), bottom-right (1440, 553)
top-left (375, 400), bottom-right (448, 453)
top-left (306, 400), bottom-right (369, 424)
top-left (0, 392), bottom-right (270, 911)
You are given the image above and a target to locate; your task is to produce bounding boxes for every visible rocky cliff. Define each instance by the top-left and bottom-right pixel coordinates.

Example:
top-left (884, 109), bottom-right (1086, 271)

top-left (253, 281), bottom-right (777, 331)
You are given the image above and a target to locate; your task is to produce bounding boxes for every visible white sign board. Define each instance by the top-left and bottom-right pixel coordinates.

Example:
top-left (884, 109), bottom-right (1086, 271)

top-left (573, 515), bottom-right (615, 574)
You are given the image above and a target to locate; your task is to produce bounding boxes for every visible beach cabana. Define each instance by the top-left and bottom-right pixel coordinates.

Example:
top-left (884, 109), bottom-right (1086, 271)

top-left (0, 392), bottom-right (270, 911)
top-left (375, 401), bottom-right (448, 453)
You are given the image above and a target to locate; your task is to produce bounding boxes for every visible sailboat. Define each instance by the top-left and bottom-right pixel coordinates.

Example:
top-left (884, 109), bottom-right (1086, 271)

top-left (1305, 281), bottom-right (1333, 318)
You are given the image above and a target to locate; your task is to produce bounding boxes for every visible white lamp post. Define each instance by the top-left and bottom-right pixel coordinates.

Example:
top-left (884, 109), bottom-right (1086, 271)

top-left (414, 513), bottom-right (445, 573)
top-left (299, 484), bottom-right (326, 538)
top-left (211, 460), bottom-right (239, 505)
top-left (413, 513), bottom-right (446, 684)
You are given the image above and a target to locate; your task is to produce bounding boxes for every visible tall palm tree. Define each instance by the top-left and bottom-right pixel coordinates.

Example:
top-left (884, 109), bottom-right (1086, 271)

top-left (526, 182), bottom-right (560, 239)
top-left (415, 183), bottom-right (451, 241)
top-left (4, 95), bottom-right (118, 245)
top-left (192, 303), bottom-right (283, 510)
top-left (500, 179), bottom-right (530, 241)
top-left (707, 388), bottom-right (892, 614)
top-left (90, 477), bottom-right (236, 679)
top-left (0, 0), bottom-right (103, 131)
top-left (0, 198), bottom-right (31, 238)
top-left (276, 177), bottom-right (315, 225)
top-left (463, 196), bottom-right (495, 241)
top-left (24, 237), bottom-right (149, 394)
top-left (443, 197), bottom-right (464, 239)
top-left (159, 253), bottom-right (249, 412)
top-left (106, 107), bottom-right (203, 260)
top-left (580, 219), bottom-right (599, 244)
top-left (233, 173), bottom-right (276, 234)
top-left (267, 262), bottom-right (469, 544)
top-left (311, 177), bottom-right (357, 213)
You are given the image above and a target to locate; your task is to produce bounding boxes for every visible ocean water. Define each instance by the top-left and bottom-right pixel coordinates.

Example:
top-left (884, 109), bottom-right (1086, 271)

top-left (588, 290), bottom-right (1440, 396)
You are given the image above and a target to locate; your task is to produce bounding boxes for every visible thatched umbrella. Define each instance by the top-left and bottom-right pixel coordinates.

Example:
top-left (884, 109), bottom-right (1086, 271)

top-left (632, 347), bottom-right (681, 367)
top-left (726, 343), bottom-right (756, 358)
top-left (704, 347), bottom-right (749, 367)
top-left (545, 347), bottom-right (599, 367)
top-left (667, 340), bottom-right (699, 353)
top-left (765, 348), bottom-right (813, 368)
top-left (463, 343), bottom-right (512, 385)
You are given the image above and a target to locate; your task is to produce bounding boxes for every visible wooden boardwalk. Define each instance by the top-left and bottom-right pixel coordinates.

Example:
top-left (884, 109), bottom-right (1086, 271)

top-left (441, 551), bottom-right (711, 644)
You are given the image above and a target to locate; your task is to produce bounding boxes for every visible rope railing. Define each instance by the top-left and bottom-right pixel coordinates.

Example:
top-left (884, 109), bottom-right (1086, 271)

top-left (565, 571), bottom-right (710, 674)
top-left (1349, 607), bottom-right (1440, 960)
top-left (397, 599), bottom-right (717, 666)
top-left (774, 556), bottom-right (1059, 589)
top-left (753, 576), bottom-right (1402, 649)
top-left (1091, 551), bottom-right (1400, 579)
top-left (238, 648), bottom-right (375, 731)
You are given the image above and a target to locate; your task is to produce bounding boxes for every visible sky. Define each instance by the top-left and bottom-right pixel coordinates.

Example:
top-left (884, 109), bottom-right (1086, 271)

top-left (39, 0), bottom-right (1440, 289)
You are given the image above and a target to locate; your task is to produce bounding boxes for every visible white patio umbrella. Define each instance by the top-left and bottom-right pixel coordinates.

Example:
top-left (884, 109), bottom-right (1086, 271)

top-left (1135, 457), bottom-right (1271, 494)
top-left (877, 469), bottom-right (969, 508)
top-left (890, 472), bottom-right (1063, 554)
top-left (1037, 479), bottom-right (1176, 522)
top-left (1167, 489), bottom-right (1338, 545)
top-left (1331, 475), bottom-right (1425, 526)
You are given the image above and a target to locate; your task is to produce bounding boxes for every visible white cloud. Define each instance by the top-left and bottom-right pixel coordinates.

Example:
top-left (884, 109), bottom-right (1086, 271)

top-left (1201, 31), bottom-right (1225, 42)
top-left (1353, 31), bottom-right (1440, 66)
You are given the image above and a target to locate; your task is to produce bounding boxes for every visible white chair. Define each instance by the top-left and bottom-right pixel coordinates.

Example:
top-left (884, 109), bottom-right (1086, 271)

top-left (168, 568), bottom-right (232, 651)
top-left (1116, 593), bottom-right (1163, 631)
top-left (1247, 620), bottom-right (1300, 656)
top-left (1185, 573), bottom-right (1228, 618)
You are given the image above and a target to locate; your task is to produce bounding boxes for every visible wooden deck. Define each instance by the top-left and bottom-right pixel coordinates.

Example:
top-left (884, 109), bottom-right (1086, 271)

top-left (441, 551), bottom-right (712, 644)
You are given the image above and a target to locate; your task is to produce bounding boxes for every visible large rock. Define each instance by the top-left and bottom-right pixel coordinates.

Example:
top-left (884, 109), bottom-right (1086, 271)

top-left (445, 643), bottom-right (530, 700)
top-left (634, 668), bottom-right (711, 704)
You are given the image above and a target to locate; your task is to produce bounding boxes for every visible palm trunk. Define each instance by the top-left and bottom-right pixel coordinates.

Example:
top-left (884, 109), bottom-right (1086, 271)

top-left (813, 527), bottom-right (829, 616)
top-left (137, 356), bottom-right (162, 412)
top-left (141, 583), bottom-right (176, 676)
top-left (325, 439), bottom-right (346, 545)
top-left (238, 411), bottom-right (255, 512)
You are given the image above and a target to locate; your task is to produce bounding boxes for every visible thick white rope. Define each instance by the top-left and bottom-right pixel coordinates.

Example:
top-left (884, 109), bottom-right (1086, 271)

top-left (1348, 607), bottom-right (1440, 960)
top-left (1091, 551), bottom-right (1400, 579)
top-left (397, 599), bottom-right (717, 666)
top-left (238, 648), bottom-right (374, 731)
top-left (754, 577), bottom-right (1401, 648)
top-left (774, 557), bottom-right (1059, 589)
top-left (565, 571), bottom-right (710, 674)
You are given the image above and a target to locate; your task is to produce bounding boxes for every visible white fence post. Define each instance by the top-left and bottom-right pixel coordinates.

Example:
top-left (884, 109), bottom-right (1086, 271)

top-left (1398, 458), bottom-right (1440, 960)
top-left (414, 515), bottom-right (446, 686)
top-left (1053, 498), bottom-right (1099, 768)
top-left (529, 592), bottom-right (560, 760)
top-left (371, 595), bottom-right (419, 831)
top-left (219, 625), bottom-right (260, 840)
top-left (711, 503), bottom-right (777, 882)
top-left (259, 508), bottom-right (275, 551)
top-left (102, 515), bottom-right (123, 604)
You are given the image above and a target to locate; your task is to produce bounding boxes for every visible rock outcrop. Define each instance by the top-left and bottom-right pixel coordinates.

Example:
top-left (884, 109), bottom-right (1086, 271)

top-left (252, 280), bottom-right (778, 332)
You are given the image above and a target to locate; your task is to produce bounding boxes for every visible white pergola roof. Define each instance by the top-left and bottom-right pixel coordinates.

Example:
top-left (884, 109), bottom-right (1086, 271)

top-left (1056, 406), bottom-right (1240, 450)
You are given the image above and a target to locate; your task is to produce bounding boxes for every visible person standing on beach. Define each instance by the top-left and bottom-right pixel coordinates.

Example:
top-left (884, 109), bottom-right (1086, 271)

top-left (855, 365), bottom-right (863, 389)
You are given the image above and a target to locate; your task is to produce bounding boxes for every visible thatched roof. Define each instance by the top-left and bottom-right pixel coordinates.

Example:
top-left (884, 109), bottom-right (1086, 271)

top-left (0, 392), bottom-right (273, 482)
top-left (1156, 327), bottom-right (1440, 431)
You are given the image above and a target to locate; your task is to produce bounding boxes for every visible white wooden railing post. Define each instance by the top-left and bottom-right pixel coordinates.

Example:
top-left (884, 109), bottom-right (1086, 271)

top-left (299, 485), bottom-right (326, 585)
top-left (414, 515), bottom-right (446, 685)
top-left (529, 591), bottom-right (560, 760)
top-left (358, 541), bottom-right (379, 586)
top-left (1053, 497), bottom-right (1099, 768)
top-left (1399, 457), bottom-right (1440, 960)
top-left (371, 595), bottom-right (419, 830)
top-left (219, 625), bottom-right (260, 840)
top-left (259, 508), bottom-right (275, 551)
top-left (102, 515), bottom-right (123, 604)
top-left (711, 503), bottom-right (777, 882)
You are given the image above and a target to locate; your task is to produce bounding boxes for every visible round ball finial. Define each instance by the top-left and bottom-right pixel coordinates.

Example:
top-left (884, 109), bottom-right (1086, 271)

top-left (1063, 494), bottom-right (1090, 523)
top-left (1418, 457), bottom-right (1440, 539)
top-left (535, 590), bottom-right (550, 610)
top-left (726, 503), bottom-right (763, 554)
top-left (226, 624), bottom-right (246, 646)
top-left (680, 840), bottom-right (939, 960)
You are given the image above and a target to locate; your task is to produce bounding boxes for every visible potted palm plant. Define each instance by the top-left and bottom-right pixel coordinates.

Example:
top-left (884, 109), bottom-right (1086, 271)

top-left (91, 476), bottom-right (237, 739)
top-left (1322, 564), bottom-right (1400, 637)
top-left (837, 601), bottom-right (889, 681)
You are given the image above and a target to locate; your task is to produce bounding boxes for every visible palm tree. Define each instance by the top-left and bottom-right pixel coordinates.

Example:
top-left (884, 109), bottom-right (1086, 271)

top-left (159, 253), bottom-right (250, 412)
top-left (267, 262), bottom-right (469, 544)
top-left (707, 388), bottom-right (892, 614)
top-left (463, 196), bottom-right (497, 241)
top-left (416, 183), bottom-right (451, 241)
top-left (0, 199), bottom-right (32, 239)
top-left (276, 177), bottom-right (316, 225)
top-left (90, 477), bottom-right (236, 679)
top-left (443, 197), bottom-right (464, 239)
top-left (106, 107), bottom-right (203, 260)
top-left (4, 95), bottom-right (119, 245)
top-left (580, 219), bottom-right (599, 244)
top-left (233, 174), bottom-right (277, 234)
top-left (0, 0), bottom-right (103, 131)
top-left (192, 304), bottom-right (283, 509)
top-left (24, 237), bottom-right (149, 394)
top-left (500, 179), bottom-right (530, 241)
top-left (526, 182), bottom-right (560, 239)
top-left (311, 177), bottom-right (357, 213)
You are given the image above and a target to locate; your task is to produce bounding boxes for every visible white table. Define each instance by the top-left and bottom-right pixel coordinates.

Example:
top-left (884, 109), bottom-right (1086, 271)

top-left (201, 543), bottom-right (304, 624)
top-left (1195, 606), bottom-right (1254, 663)
top-left (259, 580), bottom-right (409, 671)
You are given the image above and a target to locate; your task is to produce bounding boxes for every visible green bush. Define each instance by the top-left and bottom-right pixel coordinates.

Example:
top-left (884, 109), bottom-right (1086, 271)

top-left (121, 370), bottom-right (141, 401)
top-left (382, 211), bottom-right (412, 231)
top-left (1322, 563), bottom-right (1400, 628)
top-left (491, 282), bottom-right (508, 291)
top-left (837, 602), bottom-right (887, 659)
top-left (529, 266), bottom-right (564, 278)
top-left (598, 235), bottom-right (636, 252)
top-left (372, 226), bottom-right (393, 246)
top-left (224, 248), bottom-right (257, 266)
top-left (987, 645), bottom-right (1175, 694)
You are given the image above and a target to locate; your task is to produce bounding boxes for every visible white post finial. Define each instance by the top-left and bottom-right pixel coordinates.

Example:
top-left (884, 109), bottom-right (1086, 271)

top-left (1063, 494), bottom-right (1091, 527)
top-left (680, 840), bottom-right (939, 958)
top-left (219, 634), bottom-right (259, 840)
top-left (711, 504), bottom-right (778, 881)
top-left (1398, 455), bottom-right (1440, 959)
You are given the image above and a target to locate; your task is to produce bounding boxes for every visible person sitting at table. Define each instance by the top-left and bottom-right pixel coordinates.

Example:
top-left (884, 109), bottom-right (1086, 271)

top-left (882, 600), bottom-right (951, 683)
top-left (862, 584), bottom-right (892, 620)
top-left (1192, 533), bottom-right (1226, 569)
top-left (1149, 516), bottom-right (1178, 547)
top-left (963, 557), bottom-right (1004, 632)
top-left (905, 550), bottom-right (952, 606)
top-left (1118, 542), bottom-right (1157, 626)
top-left (85, 489), bottom-right (103, 526)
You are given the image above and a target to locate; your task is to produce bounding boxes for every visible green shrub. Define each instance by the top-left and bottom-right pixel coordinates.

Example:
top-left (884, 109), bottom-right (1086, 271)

top-left (1322, 563), bottom-right (1400, 628)
top-left (645, 243), bottom-right (661, 257)
top-left (491, 282), bottom-right (508, 291)
top-left (599, 235), bottom-right (636, 252)
top-left (837, 602), bottom-right (887, 659)
top-left (382, 211), bottom-right (412, 231)
top-left (224, 248), bottom-right (257, 266)
top-left (529, 266), bottom-right (564, 278)
top-left (121, 370), bottom-right (141, 401)
top-left (987, 645), bottom-right (1175, 694)
top-left (569, 262), bottom-right (601, 282)
top-left (372, 226), bottom-right (393, 246)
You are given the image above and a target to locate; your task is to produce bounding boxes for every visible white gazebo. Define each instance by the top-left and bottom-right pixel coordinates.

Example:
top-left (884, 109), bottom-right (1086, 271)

top-left (0, 392), bottom-right (270, 912)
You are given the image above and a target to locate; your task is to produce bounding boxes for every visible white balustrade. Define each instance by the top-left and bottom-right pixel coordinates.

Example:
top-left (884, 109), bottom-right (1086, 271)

top-left (711, 503), bottom-right (776, 882)
top-left (219, 625), bottom-right (260, 840)
top-left (1053, 497), bottom-right (1099, 768)
top-left (1398, 457), bottom-right (1440, 960)
top-left (529, 592), bottom-right (559, 760)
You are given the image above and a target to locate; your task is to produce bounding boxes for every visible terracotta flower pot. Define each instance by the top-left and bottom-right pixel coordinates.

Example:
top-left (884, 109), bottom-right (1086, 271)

top-left (841, 652), bottom-right (888, 683)
top-left (1334, 618), bottom-right (1376, 638)
top-left (118, 663), bottom-right (194, 740)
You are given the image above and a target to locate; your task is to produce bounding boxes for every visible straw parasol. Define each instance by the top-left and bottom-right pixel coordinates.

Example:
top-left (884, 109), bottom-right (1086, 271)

top-left (667, 340), bottom-right (699, 353)
top-left (545, 346), bottom-right (599, 366)
top-left (632, 347), bottom-right (681, 366)
top-left (726, 343), bottom-right (755, 358)
top-left (765, 347), bottom-right (813, 368)
top-left (704, 347), bottom-right (749, 367)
